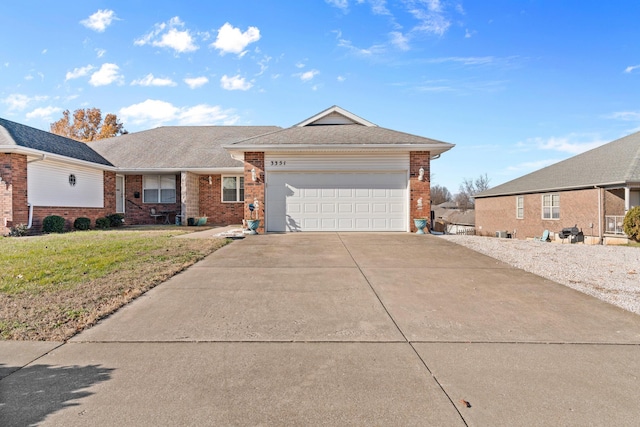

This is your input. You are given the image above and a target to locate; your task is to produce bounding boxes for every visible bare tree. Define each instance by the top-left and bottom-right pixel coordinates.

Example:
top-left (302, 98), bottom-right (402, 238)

top-left (455, 173), bottom-right (490, 210)
top-left (431, 184), bottom-right (452, 205)
top-left (50, 108), bottom-right (126, 142)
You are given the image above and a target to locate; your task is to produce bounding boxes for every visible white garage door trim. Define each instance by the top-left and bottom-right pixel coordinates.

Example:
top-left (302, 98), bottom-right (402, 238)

top-left (266, 171), bottom-right (408, 232)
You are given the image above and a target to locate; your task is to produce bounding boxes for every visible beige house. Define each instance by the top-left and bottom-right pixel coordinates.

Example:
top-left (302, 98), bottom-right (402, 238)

top-left (475, 131), bottom-right (640, 244)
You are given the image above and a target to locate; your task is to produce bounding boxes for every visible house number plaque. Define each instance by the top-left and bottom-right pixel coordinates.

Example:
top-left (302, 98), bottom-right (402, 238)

top-left (270, 160), bottom-right (286, 166)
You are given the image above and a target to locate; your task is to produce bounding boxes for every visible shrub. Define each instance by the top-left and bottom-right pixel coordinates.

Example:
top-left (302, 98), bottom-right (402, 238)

top-left (623, 206), bottom-right (640, 242)
top-left (8, 224), bottom-right (28, 237)
top-left (42, 215), bottom-right (65, 233)
top-left (74, 217), bottom-right (91, 231)
top-left (106, 213), bottom-right (124, 227)
top-left (95, 217), bottom-right (111, 229)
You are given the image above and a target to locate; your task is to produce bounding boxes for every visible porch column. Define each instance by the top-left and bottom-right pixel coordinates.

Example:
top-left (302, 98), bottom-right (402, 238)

top-left (625, 187), bottom-right (631, 212)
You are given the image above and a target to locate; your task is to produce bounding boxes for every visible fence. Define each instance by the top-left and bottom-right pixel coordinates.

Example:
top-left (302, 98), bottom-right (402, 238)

top-left (605, 215), bottom-right (625, 235)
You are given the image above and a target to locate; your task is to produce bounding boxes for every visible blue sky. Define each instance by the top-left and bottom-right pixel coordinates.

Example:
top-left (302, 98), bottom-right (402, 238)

top-left (1, 1), bottom-right (640, 193)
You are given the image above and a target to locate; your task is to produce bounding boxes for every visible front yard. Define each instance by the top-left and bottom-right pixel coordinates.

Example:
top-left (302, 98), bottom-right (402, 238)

top-left (0, 228), bottom-right (229, 341)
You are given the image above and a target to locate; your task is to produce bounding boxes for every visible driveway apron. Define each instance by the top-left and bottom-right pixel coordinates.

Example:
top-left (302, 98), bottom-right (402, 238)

top-left (2, 233), bottom-right (639, 426)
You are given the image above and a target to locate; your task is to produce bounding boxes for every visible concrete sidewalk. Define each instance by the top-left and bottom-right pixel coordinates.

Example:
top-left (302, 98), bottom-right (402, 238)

top-left (2, 233), bottom-right (640, 426)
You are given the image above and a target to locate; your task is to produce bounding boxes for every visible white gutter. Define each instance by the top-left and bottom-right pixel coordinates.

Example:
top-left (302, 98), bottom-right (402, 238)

top-left (596, 186), bottom-right (602, 244)
top-left (0, 145), bottom-right (115, 171)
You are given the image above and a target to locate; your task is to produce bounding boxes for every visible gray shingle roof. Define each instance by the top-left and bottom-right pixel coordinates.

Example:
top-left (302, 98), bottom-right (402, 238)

top-left (477, 131), bottom-right (640, 198)
top-left (90, 126), bottom-right (281, 169)
top-left (227, 124), bottom-right (454, 151)
top-left (0, 117), bottom-right (113, 166)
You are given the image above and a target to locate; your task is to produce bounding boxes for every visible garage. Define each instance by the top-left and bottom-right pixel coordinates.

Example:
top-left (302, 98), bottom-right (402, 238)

top-left (266, 171), bottom-right (407, 232)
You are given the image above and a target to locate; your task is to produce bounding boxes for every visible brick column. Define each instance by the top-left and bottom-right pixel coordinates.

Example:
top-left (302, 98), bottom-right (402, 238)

top-left (0, 153), bottom-right (28, 234)
top-left (409, 151), bottom-right (431, 232)
top-left (243, 152), bottom-right (265, 233)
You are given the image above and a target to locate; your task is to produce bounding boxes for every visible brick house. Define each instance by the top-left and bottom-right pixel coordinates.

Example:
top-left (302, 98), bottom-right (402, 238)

top-left (1, 106), bottom-right (454, 235)
top-left (475, 131), bottom-right (640, 244)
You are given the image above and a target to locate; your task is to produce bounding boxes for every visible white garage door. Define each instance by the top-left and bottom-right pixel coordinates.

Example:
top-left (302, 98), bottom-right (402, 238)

top-left (266, 172), bottom-right (407, 232)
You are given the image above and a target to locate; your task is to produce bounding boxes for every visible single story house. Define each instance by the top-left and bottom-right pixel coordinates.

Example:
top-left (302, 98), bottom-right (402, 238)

top-left (474, 131), bottom-right (640, 244)
top-left (431, 201), bottom-right (475, 235)
top-left (1, 106), bottom-right (454, 235)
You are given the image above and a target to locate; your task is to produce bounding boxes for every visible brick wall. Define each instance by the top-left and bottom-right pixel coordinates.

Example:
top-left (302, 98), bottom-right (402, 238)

top-left (123, 174), bottom-right (182, 225)
top-left (475, 188), bottom-right (605, 240)
top-left (409, 151), bottom-right (431, 232)
top-left (198, 174), bottom-right (244, 225)
top-left (1, 154), bottom-right (28, 235)
top-left (243, 152), bottom-right (265, 233)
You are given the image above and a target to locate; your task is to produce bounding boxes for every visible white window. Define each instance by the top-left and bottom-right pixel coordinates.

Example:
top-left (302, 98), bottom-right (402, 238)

top-left (222, 176), bottom-right (244, 202)
top-left (516, 196), bottom-right (524, 219)
top-left (143, 175), bottom-right (176, 203)
top-left (542, 194), bottom-right (559, 219)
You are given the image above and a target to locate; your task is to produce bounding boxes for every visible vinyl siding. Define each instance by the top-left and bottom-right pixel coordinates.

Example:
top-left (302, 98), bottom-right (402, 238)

top-left (27, 159), bottom-right (104, 208)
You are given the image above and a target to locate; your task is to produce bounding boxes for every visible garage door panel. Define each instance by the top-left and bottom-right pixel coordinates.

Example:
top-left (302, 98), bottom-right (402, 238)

top-left (267, 172), bottom-right (406, 232)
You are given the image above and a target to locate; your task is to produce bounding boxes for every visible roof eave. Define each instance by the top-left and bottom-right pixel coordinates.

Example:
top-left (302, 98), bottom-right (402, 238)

top-left (113, 166), bottom-right (244, 175)
top-left (1, 145), bottom-right (115, 170)
top-left (225, 143), bottom-right (455, 160)
top-left (475, 181), bottom-right (632, 198)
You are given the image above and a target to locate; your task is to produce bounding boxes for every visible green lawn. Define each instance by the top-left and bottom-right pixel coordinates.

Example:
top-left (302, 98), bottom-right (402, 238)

top-left (0, 228), bottom-right (230, 340)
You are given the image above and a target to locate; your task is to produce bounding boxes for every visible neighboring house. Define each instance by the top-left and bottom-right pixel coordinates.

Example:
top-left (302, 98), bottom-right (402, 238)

top-left (432, 201), bottom-right (475, 235)
top-left (1, 106), bottom-right (454, 234)
top-left (475, 131), bottom-right (640, 244)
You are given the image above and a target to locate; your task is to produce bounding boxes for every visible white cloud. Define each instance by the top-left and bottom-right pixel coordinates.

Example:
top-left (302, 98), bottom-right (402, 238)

top-left (624, 65), bottom-right (640, 73)
top-left (338, 38), bottom-right (386, 56)
top-left (326, 0), bottom-right (349, 10)
top-left (41, 49), bottom-right (47, 54)
top-left (135, 17), bottom-right (198, 53)
top-left (119, 99), bottom-right (239, 126)
top-left (131, 73), bottom-right (177, 87)
top-left (89, 63), bottom-right (123, 86)
top-left (212, 22), bottom-right (260, 56)
top-left (427, 56), bottom-right (497, 65)
top-left (96, 48), bottom-right (106, 58)
top-left (178, 105), bottom-right (239, 125)
top-left (2, 94), bottom-right (48, 110)
top-left (81, 9), bottom-right (118, 32)
top-left (220, 74), bottom-right (253, 91)
top-left (389, 31), bottom-right (410, 51)
top-left (608, 111), bottom-right (640, 121)
top-left (295, 62), bottom-right (306, 68)
top-left (298, 70), bottom-right (320, 81)
top-left (517, 134), bottom-right (608, 155)
top-left (26, 106), bottom-right (61, 121)
top-left (337, 75), bottom-right (346, 82)
top-left (184, 76), bottom-right (209, 89)
top-left (65, 65), bottom-right (95, 81)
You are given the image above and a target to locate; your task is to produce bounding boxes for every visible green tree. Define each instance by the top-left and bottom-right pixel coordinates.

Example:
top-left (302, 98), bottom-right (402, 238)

top-left (623, 206), bottom-right (640, 242)
top-left (50, 108), bottom-right (126, 142)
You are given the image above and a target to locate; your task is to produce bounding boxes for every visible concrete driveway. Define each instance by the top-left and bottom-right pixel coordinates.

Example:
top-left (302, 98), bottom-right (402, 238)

top-left (2, 233), bottom-right (640, 426)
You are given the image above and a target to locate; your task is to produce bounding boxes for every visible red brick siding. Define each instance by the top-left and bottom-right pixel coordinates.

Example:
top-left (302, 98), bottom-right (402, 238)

top-left (1, 154), bottom-right (28, 234)
top-left (475, 188), bottom-right (605, 239)
top-left (123, 174), bottom-right (182, 225)
top-left (409, 151), bottom-right (431, 232)
top-left (243, 152), bottom-right (265, 232)
top-left (198, 174), bottom-right (244, 225)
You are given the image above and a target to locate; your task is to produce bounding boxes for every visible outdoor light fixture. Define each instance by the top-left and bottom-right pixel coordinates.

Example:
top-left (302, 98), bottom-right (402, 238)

top-left (251, 168), bottom-right (257, 182)
top-left (418, 167), bottom-right (425, 181)
top-left (208, 176), bottom-right (212, 185)
top-left (417, 197), bottom-right (423, 210)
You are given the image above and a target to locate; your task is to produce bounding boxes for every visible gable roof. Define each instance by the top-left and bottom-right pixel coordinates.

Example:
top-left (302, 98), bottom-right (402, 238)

top-left (477, 131), bottom-right (640, 198)
top-left (90, 126), bottom-right (280, 172)
top-left (226, 106), bottom-right (454, 158)
top-left (0, 117), bottom-right (113, 167)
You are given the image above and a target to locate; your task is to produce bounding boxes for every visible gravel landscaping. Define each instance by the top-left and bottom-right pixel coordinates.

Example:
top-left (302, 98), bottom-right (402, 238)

top-left (438, 235), bottom-right (640, 315)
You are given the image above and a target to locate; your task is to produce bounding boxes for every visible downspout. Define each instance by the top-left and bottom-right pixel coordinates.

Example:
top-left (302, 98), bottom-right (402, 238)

top-left (596, 186), bottom-right (603, 245)
top-left (26, 154), bottom-right (46, 229)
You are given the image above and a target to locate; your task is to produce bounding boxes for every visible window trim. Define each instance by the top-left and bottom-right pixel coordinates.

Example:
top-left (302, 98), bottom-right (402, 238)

top-left (542, 193), bottom-right (560, 220)
top-left (221, 175), bottom-right (245, 203)
top-left (516, 196), bottom-right (524, 219)
top-left (142, 175), bottom-right (176, 204)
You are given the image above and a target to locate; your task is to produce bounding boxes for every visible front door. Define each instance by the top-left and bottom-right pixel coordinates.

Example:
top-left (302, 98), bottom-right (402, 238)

top-left (116, 175), bottom-right (125, 213)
